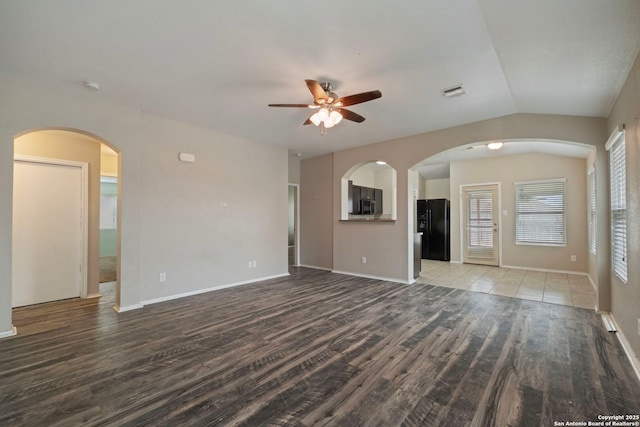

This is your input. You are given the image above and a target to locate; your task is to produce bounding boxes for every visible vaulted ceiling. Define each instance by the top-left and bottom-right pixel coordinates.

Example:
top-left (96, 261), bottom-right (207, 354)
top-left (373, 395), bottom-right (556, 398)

top-left (1, 1), bottom-right (639, 159)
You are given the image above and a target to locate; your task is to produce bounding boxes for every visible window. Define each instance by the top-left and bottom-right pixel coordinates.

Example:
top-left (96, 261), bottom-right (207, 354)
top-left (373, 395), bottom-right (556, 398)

top-left (515, 178), bottom-right (566, 246)
top-left (607, 126), bottom-right (626, 283)
top-left (588, 168), bottom-right (596, 255)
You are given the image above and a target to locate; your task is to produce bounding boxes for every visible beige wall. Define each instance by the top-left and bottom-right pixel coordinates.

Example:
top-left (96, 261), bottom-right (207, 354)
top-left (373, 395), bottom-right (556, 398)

top-left (424, 178), bottom-right (451, 199)
top-left (607, 51), bottom-right (640, 359)
top-left (288, 155), bottom-right (300, 185)
top-left (300, 153), bottom-right (333, 269)
top-left (349, 165), bottom-right (375, 187)
top-left (100, 146), bottom-right (118, 177)
top-left (137, 114), bottom-right (288, 301)
top-left (450, 152), bottom-right (589, 272)
top-left (0, 73), bottom-right (288, 334)
top-left (14, 130), bottom-right (102, 298)
top-left (374, 168), bottom-right (395, 216)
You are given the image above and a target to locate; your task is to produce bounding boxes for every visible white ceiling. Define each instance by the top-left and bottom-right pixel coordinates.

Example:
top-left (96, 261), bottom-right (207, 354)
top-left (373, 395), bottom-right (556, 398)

top-left (1, 1), bottom-right (639, 159)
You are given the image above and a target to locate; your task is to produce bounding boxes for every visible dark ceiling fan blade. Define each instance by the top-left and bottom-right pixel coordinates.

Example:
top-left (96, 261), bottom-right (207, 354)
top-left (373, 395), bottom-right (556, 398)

top-left (337, 108), bottom-right (366, 123)
top-left (303, 115), bottom-right (313, 125)
top-left (305, 79), bottom-right (329, 104)
top-left (268, 103), bottom-right (312, 108)
top-left (335, 90), bottom-right (382, 107)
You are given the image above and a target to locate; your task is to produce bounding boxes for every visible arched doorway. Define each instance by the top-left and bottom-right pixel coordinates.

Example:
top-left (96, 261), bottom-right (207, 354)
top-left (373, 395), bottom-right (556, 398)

top-left (12, 128), bottom-right (121, 308)
top-left (408, 138), bottom-right (597, 308)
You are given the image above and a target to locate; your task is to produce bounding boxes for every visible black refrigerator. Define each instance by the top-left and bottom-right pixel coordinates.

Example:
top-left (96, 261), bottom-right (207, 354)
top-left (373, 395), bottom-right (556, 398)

top-left (417, 199), bottom-right (450, 261)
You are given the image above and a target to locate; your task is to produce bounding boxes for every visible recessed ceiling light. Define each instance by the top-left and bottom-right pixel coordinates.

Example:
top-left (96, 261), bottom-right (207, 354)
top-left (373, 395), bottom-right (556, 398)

top-left (83, 81), bottom-right (101, 91)
top-left (441, 84), bottom-right (466, 98)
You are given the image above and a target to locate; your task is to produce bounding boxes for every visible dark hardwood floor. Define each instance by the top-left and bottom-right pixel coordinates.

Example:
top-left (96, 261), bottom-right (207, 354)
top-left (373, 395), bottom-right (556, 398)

top-left (2, 268), bottom-right (639, 426)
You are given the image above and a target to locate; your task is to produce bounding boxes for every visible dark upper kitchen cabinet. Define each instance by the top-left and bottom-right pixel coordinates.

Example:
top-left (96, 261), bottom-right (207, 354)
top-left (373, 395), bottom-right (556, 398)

top-left (361, 187), bottom-right (374, 201)
top-left (374, 189), bottom-right (383, 215)
top-left (349, 182), bottom-right (359, 213)
top-left (349, 180), bottom-right (383, 215)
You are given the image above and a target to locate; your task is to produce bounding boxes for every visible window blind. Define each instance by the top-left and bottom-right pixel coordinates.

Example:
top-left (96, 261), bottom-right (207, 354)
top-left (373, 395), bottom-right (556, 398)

top-left (466, 190), bottom-right (494, 258)
top-left (608, 129), bottom-right (627, 283)
top-left (588, 169), bottom-right (596, 255)
top-left (515, 179), bottom-right (566, 246)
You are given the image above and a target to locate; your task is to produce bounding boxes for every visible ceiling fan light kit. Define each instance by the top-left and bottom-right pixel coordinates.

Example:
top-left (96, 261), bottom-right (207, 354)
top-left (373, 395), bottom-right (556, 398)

top-left (268, 79), bottom-right (381, 135)
top-left (309, 107), bottom-right (343, 128)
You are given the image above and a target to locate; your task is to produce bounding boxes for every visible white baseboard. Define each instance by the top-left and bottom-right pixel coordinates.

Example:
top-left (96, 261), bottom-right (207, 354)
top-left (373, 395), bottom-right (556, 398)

top-left (86, 293), bottom-right (102, 299)
top-left (606, 313), bottom-right (640, 382)
top-left (0, 325), bottom-right (17, 339)
top-left (113, 303), bottom-right (144, 313)
top-left (140, 273), bottom-right (290, 306)
top-left (501, 264), bottom-right (588, 276)
top-left (297, 264), bottom-right (332, 271)
top-left (331, 269), bottom-right (411, 285)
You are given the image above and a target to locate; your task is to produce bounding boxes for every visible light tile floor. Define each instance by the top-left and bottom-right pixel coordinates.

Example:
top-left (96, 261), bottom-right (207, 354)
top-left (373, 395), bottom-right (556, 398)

top-left (417, 260), bottom-right (596, 309)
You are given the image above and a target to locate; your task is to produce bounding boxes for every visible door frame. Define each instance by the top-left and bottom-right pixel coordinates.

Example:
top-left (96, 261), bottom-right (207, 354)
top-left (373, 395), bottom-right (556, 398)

top-left (288, 183), bottom-right (300, 266)
top-left (13, 154), bottom-right (89, 299)
top-left (459, 182), bottom-right (502, 266)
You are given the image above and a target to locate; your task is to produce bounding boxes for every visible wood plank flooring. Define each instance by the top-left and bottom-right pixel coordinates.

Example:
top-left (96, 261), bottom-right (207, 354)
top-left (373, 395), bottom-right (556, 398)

top-left (2, 268), bottom-right (639, 426)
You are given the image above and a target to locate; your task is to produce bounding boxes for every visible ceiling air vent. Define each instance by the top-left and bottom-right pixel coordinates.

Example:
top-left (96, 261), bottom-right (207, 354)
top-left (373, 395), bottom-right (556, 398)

top-left (441, 84), bottom-right (465, 98)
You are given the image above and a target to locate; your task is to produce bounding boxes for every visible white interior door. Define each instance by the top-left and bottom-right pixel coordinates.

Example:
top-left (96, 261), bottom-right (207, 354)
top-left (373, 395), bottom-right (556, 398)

top-left (12, 157), bottom-right (87, 307)
top-left (462, 184), bottom-right (500, 266)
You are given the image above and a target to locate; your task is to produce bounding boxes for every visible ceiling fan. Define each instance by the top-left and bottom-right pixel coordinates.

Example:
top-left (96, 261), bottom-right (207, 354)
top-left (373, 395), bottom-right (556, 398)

top-left (268, 79), bottom-right (382, 134)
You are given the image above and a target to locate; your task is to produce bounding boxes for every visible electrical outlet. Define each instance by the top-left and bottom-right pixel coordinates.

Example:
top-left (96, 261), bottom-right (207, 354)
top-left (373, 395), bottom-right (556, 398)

top-left (570, 255), bottom-right (576, 262)
top-left (361, 256), bottom-right (367, 264)
top-left (159, 272), bottom-right (166, 282)
top-left (252, 260), bottom-right (257, 268)
top-left (637, 318), bottom-right (640, 336)
top-left (248, 261), bottom-right (252, 268)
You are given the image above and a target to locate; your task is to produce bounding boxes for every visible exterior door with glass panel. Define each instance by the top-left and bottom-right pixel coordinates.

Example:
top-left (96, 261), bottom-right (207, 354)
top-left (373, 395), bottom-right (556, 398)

top-left (462, 185), bottom-right (499, 266)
